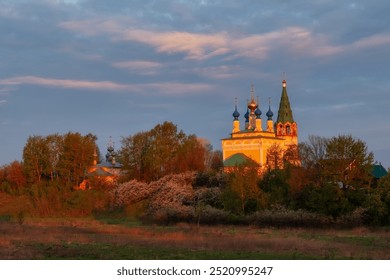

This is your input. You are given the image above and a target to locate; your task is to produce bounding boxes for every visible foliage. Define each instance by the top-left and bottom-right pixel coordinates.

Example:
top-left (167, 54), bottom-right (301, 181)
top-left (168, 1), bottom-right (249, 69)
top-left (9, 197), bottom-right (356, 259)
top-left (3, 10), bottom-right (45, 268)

top-left (223, 166), bottom-right (264, 215)
top-left (249, 206), bottom-right (333, 228)
top-left (0, 161), bottom-right (26, 194)
top-left (259, 169), bottom-right (290, 207)
top-left (193, 171), bottom-right (228, 189)
top-left (266, 143), bottom-right (284, 170)
top-left (1, 126), bottom-right (388, 227)
top-left (292, 183), bottom-right (348, 218)
top-left (322, 135), bottom-right (374, 189)
top-left (22, 132), bottom-right (98, 186)
top-left (364, 173), bottom-right (390, 226)
top-left (298, 135), bottom-right (328, 169)
top-left (119, 122), bottom-right (207, 182)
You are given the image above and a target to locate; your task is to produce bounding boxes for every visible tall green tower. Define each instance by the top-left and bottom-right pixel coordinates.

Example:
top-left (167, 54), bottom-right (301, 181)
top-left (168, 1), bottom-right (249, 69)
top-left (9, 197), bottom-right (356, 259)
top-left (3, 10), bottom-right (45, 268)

top-left (275, 80), bottom-right (298, 144)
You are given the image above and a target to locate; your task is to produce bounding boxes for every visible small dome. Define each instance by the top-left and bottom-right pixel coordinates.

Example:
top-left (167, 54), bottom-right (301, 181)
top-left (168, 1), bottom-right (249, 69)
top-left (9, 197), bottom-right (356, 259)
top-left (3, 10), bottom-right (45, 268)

top-left (255, 107), bottom-right (262, 118)
top-left (232, 106), bottom-right (240, 120)
top-left (244, 108), bottom-right (249, 121)
top-left (266, 106), bottom-right (274, 120)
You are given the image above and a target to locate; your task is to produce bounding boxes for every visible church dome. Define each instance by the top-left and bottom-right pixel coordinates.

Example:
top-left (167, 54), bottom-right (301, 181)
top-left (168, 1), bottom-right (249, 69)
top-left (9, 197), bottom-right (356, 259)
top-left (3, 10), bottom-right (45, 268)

top-left (244, 108), bottom-right (249, 121)
top-left (248, 99), bottom-right (257, 111)
top-left (232, 106), bottom-right (240, 120)
top-left (255, 107), bottom-right (262, 118)
top-left (266, 106), bottom-right (274, 120)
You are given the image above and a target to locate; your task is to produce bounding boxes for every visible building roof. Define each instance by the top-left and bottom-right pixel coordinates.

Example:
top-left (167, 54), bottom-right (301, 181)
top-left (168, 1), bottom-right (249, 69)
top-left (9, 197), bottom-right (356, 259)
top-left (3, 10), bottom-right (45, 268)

top-left (276, 80), bottom-right (295, 124)
top-left (223, 153), bottom-right (259, 167)
top-left (87, 168), bottom-right (113, 177)
top-left (98, 161), bottom-right (123, 169)
top-left (371, 163), bottom-right (388, 179)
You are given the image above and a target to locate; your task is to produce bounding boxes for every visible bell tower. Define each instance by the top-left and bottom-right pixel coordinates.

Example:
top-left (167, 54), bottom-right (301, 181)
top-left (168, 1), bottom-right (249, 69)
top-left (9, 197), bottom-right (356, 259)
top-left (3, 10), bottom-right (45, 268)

top-left (275, 79), bottom-right (298, 145)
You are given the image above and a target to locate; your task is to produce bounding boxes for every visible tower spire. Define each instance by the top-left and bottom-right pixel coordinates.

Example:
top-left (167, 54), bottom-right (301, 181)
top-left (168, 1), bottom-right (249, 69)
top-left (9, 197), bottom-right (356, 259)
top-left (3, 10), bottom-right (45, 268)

top-left (276, 79), bottom-right (294, 124)
top-left (275, 79), bottom-right (297, 141)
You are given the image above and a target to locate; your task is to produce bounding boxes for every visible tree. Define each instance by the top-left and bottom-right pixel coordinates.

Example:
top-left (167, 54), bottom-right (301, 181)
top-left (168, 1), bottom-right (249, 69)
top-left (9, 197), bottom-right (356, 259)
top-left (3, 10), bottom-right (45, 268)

top-left (259, 169), bottom-right (290, 207)
top-left (294, 183), bottom-right (348, 218)
top-left (23, 135), bottom-right (49, 183)
top-left (6, 161), bottom-right (26, 190)
top-left (119, 131), bottom-right (151, 181)
top-left (266, 143), bottom-right (284, 170)
top-left (0, 161), bottom-right (26, 194)
top-left (22, 132), bottom-right (98, 186)
top-left (323, 135), bottom-right (374, 189)
top-left (283, 144), bottom-right (300, 167)
top-left (146, 121), bottom-right (186, 180)
top-left (45, 134), bottom-right (63, 181)
top-left (224, 165), bottom-right (263, 214)
top-left (57, 132), bottom-right (96, 186)
top-left (299, 135), bottom-right (328, 168)
top-left (175, 134), bottom-right (206, 173)
top-left (297, 135), bottom-right (329, 188)
top-left (119, 122), bottom-right (208, 182)
top-left (207, 150), bottom-right (223, 172)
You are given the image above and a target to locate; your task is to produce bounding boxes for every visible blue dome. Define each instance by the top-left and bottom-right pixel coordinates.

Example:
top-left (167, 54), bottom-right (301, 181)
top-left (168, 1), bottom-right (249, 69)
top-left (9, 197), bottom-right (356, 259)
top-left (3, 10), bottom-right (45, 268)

top-left (244, 108), bottom-right (249, 122)
top-left (266, 106), bottom-right (273, 120)
top-left (255, 107), bottom-right (262, 118)
top-left (232, 106), bottom-right (240, 120)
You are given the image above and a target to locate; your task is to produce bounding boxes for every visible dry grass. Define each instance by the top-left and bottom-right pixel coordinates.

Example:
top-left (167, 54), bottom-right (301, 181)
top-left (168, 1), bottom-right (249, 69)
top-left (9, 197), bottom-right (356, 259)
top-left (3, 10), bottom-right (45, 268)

top-left (1, 218), bottom-right (390, 259)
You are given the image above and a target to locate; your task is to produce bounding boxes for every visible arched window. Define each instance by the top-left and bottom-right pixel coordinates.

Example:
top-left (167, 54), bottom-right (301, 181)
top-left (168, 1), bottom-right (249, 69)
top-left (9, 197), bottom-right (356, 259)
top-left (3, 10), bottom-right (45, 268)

top-left (286, 125), bottom-right (291, 135)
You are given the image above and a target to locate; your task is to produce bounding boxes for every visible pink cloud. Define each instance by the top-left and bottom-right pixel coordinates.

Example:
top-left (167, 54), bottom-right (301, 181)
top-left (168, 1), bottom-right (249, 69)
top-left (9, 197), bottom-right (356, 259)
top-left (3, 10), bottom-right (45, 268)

top-left (61, 20), bottom-right (390, 61)
top-left (0, 76), bottom-right (212, 96)
top-left (0, 76), bottom-right (129, 91)
top-left (350, 33), bottom-right (390, 50)
top-left (120, 29), bottom-right (229, 60)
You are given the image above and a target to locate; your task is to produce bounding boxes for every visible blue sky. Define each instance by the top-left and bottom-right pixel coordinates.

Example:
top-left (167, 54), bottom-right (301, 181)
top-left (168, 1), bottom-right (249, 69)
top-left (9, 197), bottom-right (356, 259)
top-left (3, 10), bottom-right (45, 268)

top-left (1, 0), bottom-right (390, 168)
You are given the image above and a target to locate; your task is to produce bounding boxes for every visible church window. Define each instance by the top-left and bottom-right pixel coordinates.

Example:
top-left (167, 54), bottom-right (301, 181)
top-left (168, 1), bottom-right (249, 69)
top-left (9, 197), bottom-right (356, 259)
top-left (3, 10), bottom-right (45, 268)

top-left (286, 125), bottom-right (291, 135)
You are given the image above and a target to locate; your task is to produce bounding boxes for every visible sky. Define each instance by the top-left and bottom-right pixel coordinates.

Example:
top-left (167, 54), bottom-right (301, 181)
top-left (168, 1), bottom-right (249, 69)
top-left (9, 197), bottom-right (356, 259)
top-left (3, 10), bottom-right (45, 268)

top-left (1, 0), bottom-right (390, 168)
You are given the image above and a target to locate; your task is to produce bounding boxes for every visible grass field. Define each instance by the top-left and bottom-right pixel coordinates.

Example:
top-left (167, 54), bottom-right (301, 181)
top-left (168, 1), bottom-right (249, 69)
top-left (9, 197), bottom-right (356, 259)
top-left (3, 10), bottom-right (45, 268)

top-left (1, 217), bottom-right (390, 259)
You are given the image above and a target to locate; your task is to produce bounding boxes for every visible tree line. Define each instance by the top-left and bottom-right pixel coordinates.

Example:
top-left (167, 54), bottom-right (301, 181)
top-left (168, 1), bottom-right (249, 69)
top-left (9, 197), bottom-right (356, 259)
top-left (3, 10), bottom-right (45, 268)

top-left (218, 134), bottom-right (390, 225)
top-left (1, 122), bottom-right (389, 226)
top-left (0, 122), bottom-right (222, 192)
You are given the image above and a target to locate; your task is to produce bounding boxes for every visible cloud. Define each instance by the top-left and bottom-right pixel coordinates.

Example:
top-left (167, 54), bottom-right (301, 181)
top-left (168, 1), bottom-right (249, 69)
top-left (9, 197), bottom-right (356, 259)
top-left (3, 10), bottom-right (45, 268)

top-left (193, 65), bottom-right (241, 79)
top-left (350, 33), bottom-right (390, 50)
top-left (0, 76), bottom-right (212, 96)
top-left (124, 30), bottom-right (229, 60)
top-left (0, 76), bottom-right (129, 91)
top-left (59, 20), bottom-right (346, 60)
top-left (113, 60), bottom-right (162, 69)
top-left (112, 60), bottom-right (163, 75)
top-left (0, 100), bottom-right (7, 105)
top-left (330, 102), bottom-right (365, 111)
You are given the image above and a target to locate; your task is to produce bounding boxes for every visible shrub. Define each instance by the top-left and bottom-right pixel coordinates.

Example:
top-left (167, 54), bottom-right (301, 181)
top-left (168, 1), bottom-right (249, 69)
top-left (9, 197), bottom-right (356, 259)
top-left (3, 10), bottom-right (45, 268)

top-left (249, 206), bottom-right (333, 228)
top-left (197, 205), bottom-right (241, 225)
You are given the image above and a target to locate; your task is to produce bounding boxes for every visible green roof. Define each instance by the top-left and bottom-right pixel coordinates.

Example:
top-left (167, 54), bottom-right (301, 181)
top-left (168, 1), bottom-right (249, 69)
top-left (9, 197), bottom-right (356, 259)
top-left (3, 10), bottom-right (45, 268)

top-left (371, 164), bottom-right (388, 179)
top-left (276, 81), bottom-right (295, 124)
top-left (223, 153), bottom-right (259, 167)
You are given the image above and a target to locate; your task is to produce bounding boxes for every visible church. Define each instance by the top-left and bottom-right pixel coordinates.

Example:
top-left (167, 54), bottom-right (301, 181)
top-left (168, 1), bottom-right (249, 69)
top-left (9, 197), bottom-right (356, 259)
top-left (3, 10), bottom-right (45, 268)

top-left (78, 138), bottom-right (123, 190)
top-left (222, 79), bottom-right (299, 171)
